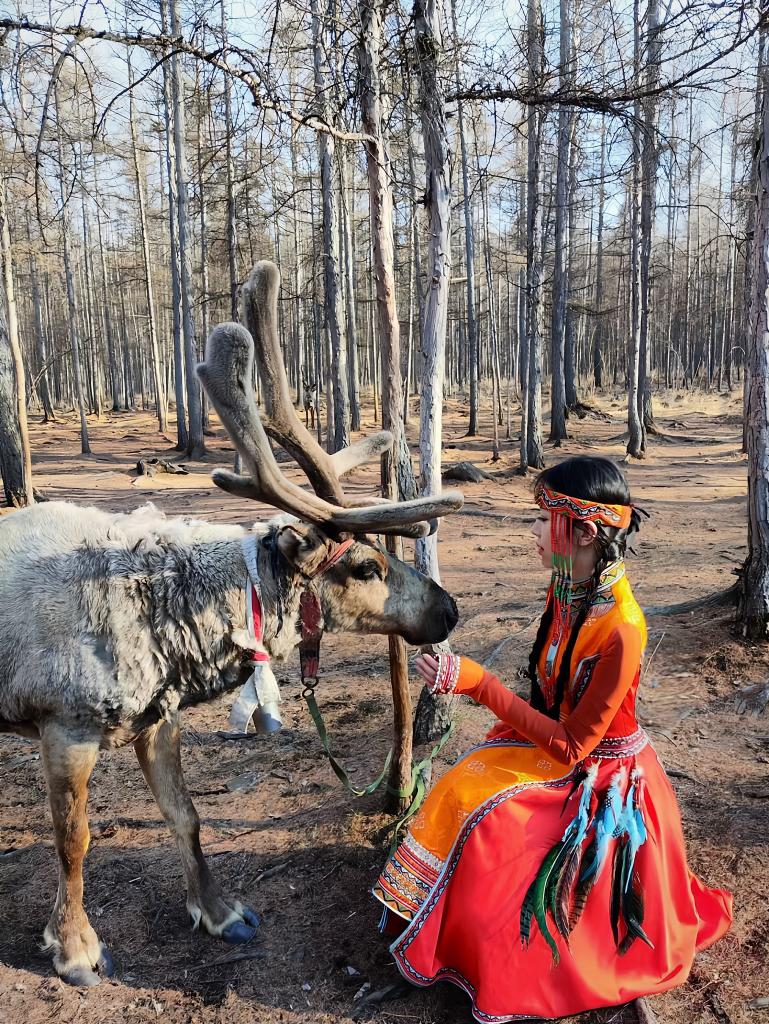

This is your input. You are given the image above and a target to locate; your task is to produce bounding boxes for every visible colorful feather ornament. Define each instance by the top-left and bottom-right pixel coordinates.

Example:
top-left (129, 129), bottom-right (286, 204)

top-left (612, 771), bottom-right (654, 954)
top-left (520, 763), bottom-right (599, 962)
top-left (570, 767), bottom-right (626, 932)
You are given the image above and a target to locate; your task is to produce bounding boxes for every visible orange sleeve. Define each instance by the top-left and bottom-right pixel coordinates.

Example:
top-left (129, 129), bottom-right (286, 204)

top-left (459, 623), bottom-right (642, 767)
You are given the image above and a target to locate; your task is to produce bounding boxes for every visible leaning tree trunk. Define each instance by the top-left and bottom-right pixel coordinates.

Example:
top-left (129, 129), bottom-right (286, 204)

top-left (412, 0), bottom-right (458, 741)
top-left (0, 184), bottom-right (33, 504)
top-left (740, 62), bottom-right (769, 639)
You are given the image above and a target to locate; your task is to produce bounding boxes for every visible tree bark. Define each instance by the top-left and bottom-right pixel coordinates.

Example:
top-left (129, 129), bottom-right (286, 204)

top-left (168, 0), bottom-right (204, 457)
top-left (451, 0), bottom-right (479, 436)
top-left (55, 82), bottom-right (90, 455)
top-left (160, 9), bottom-right (188, 450)
top-left (524, 0), bottom-right (545, 471)
top-left (0, 181), bottom-right (33, 503)
top-left (311, 0), bottom-right (350, 452)
top-left (639, 0), bottom-right (661, 433)
top-left (129, 59), bottom-right (167, 432)
top-left (549, 0), bottom-right (570, 443)
top-left (741, 73), bottom-right (769, 639)
top-left (627, 0), bottom-right (644, 459)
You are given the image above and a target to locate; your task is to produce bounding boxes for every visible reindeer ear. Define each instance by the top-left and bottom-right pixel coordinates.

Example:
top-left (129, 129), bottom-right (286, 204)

top-left (276, 523), bottom-right (330, 575)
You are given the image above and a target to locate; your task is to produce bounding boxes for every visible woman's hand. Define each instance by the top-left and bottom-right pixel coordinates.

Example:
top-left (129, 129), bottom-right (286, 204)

top-left (415, 653), bottom-right (440, 688)
top-left (415, 652), bottom-right (462, 694)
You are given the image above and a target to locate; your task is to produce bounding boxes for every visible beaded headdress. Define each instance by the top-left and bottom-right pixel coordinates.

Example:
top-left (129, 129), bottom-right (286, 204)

top-left (535, 483), bottom-right (632, 684)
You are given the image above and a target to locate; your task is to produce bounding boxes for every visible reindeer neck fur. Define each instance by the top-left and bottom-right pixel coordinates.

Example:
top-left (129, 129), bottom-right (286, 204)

top-left (249, 528), bottom-right (306, 662)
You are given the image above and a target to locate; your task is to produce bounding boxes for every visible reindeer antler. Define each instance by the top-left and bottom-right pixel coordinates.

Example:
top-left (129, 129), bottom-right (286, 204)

top-left (241, 262), bottom-right (392, 503)
top-left (197, 262), bottom-right (463, 537)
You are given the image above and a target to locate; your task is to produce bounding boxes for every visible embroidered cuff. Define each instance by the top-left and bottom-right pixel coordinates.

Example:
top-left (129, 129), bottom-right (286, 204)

top-left (428, 655), bottom-right (486, 695)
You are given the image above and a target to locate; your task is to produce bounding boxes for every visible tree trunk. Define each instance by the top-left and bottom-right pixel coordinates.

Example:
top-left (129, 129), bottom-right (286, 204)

top-left (311, 0), bottom-right (350, 452)
top-left (627, 0), bottom-right (644, 459)
top-left (55, 83), bottom-right (91, 455)
top-left (160, 13), bottom-right (188, 450)
top-left (639, 0), bottom-right (660, 433)
top-left (451, 0), bottom-right (479, 436)
top-left (359, 0), bottom-right (419, 808)
top-left (524, 0), bottom-right (545, 471)
top-left (413, 0), bottom-right (452, 582)
top-left (741, 74), bottom-right (769, 639)
top-left (168, 0), bottom-right (204, 457)
top-left (221, 0), bottom-right (239, 321)
top-left (411, 0), bottom-right (459, 739)
top-left (129, 63), bottom-right (167, 433)
top-left (339, 145), bottom-right (362, 432)
top-left (549, 0), bottom-right (570, 443)
top-left (0, 182), bottom-right (33, 503)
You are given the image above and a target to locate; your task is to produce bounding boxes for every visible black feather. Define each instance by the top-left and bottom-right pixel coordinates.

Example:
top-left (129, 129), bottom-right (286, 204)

top-left (610, 840), bottom-right (626, 946)
top-left (618, 872), bottom-right (655, 954)
top-left (553, 840), bottom-right (582, 939)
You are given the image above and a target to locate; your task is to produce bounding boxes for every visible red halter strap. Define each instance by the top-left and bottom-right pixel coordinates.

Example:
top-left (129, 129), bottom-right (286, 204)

top-left (305, 537), bottom-right (355, 580)
top-left (299, 537), bottom-right (355, 691)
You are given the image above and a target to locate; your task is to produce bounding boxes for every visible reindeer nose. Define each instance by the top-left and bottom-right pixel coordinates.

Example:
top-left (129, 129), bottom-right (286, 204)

top-left (444, 595), bottom-right (459, 633)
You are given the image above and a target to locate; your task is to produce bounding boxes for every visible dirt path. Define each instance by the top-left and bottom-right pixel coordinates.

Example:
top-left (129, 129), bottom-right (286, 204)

top-left (0, 391), bottom-right (766, 1024)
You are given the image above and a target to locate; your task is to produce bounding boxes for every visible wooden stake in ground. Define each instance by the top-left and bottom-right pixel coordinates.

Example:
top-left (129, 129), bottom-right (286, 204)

top-left (741, 69), bottom-right (769, 640)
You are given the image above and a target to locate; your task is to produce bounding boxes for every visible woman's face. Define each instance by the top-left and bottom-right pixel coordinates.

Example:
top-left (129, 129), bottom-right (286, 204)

top-left (531, 510), bottom-right (553, 568)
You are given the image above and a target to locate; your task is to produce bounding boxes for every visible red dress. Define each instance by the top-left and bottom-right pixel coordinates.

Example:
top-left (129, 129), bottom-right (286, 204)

top-left (374, 564), bottom-right (732, 1021)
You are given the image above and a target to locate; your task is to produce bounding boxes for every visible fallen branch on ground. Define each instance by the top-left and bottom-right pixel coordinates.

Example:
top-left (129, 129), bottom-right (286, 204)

top-left (644, 583), bottom-right (738, 616)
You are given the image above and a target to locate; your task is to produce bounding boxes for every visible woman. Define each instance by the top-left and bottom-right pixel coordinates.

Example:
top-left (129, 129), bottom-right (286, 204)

top-left (373, 456), bottom-right (732, 1021)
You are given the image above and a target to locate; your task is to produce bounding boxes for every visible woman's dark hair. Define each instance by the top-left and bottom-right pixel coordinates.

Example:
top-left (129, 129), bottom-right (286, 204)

top-left (527, 457), bottom-right (643, 719)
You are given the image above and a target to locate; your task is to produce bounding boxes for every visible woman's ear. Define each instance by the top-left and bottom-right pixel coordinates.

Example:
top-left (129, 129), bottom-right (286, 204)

top-left (576, 520), bottom-right (598, 546)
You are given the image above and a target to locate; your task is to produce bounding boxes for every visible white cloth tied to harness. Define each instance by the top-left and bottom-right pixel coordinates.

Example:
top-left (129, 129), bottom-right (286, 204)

top-left (229, 536), bottom-right (283, 734)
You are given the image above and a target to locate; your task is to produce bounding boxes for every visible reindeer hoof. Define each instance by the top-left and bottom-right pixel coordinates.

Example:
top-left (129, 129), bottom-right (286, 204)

top-left (222, 908), bottom-right (260, 944)
top-left (61, 965), bottom-right (102, 988)
top-left (97, 944), bottom-right (114, 978)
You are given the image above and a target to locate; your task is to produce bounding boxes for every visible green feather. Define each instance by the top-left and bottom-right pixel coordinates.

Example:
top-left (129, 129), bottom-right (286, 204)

top-left (520, 841), bottom-right (565, 963)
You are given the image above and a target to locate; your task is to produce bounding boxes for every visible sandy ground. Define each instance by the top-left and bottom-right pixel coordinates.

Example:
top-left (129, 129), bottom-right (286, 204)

top-left (0, 388), bottom-right (766, 1024)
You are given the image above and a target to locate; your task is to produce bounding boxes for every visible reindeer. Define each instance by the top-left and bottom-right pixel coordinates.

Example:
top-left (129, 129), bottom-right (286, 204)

top-left (301, 366), bottom-right (316, 430)
top-left (0, 262), bottom-right (462, 988)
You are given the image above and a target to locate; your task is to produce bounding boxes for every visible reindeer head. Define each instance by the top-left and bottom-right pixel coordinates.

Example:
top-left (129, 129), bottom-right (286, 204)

top-left (274, 522), bottom-right (458, 645)
top-left (197, 260), bottom-right (463, 648)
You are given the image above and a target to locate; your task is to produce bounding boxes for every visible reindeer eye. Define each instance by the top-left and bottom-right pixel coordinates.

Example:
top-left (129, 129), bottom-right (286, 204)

top-left (352, 560), bottom-right (383, 582)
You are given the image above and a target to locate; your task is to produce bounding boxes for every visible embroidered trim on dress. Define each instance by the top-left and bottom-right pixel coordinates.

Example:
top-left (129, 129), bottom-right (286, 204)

top-left (591, 728), bottom-right (648, 759)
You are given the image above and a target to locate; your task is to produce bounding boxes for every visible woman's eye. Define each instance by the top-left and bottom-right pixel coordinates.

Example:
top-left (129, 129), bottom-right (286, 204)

top-left (353, 562), bottom-right (383, 581)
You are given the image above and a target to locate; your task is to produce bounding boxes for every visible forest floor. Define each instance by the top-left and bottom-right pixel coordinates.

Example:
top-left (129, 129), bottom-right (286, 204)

top-left (0, 387), bottom-right (766, 1024)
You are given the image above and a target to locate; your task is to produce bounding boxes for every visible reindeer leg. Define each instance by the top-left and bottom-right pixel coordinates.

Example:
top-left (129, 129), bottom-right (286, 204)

top-left (40, 723), bottom-right (112, 987)
top-left (134, 717), bottom-right (260, 944)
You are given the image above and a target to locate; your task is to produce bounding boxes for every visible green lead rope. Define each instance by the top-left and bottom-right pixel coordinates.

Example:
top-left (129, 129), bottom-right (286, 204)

top-left (302, 689), bottom-right (455, 852)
